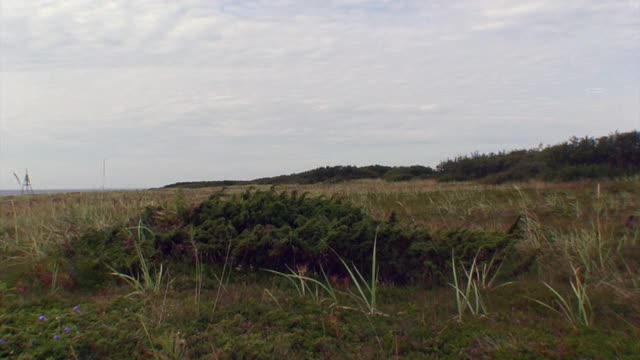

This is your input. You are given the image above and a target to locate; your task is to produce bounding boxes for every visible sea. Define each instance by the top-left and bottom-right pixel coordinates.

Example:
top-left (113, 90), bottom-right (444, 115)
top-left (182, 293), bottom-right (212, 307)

top-left (0, 189), bottom-right (139, 197)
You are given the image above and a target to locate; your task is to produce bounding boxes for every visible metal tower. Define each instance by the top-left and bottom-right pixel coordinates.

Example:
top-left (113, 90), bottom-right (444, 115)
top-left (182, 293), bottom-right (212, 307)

top-left (21, 169), bottom-right (33, 195)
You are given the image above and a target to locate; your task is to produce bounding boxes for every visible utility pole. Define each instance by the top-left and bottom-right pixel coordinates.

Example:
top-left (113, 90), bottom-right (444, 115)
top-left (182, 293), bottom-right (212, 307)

top-left (102, 158), bottom-right (106, 192)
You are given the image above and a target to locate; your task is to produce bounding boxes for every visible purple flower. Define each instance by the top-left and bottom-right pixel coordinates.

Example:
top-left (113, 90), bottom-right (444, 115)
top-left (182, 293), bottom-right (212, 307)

top-left (0, 339), bottom-right (6, 345)
top-left (38, 315), bottom-right (46, 322)
top-left (53, 334), bottom-right (61, 341)
top-left (64, 327), bottom-right (72, 334)
top-left (73, 305), bottom-right (81, 314)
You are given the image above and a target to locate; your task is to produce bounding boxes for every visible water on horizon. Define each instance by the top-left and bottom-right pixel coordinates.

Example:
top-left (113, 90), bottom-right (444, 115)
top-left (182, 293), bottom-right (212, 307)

top-left (0, 189), bottom-right (136, 197)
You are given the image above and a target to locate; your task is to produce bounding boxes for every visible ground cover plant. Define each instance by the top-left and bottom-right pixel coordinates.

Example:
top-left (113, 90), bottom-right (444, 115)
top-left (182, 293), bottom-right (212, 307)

top-left (1, 179), bottom-right (639, 358)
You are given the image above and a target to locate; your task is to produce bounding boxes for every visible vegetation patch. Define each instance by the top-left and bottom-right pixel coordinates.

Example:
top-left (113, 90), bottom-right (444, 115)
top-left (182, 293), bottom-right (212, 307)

top-left (2, 179), bottom-right (639, 358)
top-left (165, 131), bottom-right (640, 188)
top-left (65, 190), bottom-right (519, 288)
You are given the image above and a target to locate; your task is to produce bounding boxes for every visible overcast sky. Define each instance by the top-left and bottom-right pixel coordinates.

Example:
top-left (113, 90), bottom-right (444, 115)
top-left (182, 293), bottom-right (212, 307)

top-left (0, 0), bottom-right (638, 189)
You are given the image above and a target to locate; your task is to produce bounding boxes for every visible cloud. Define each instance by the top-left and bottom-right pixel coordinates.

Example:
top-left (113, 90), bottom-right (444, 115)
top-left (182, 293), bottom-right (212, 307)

top-left (355, 104), bottom-right (441, 113)
top-left (484, 2), bottom-right (548, 19)
top-left (0, 0), bottom-right (638, 188)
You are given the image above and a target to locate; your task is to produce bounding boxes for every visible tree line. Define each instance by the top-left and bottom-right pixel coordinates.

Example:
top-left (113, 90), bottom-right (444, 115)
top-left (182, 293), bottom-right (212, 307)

top-left (164, 130), bottom-right (639, 188)
top-left (436, 130), bottom-right (639, 182)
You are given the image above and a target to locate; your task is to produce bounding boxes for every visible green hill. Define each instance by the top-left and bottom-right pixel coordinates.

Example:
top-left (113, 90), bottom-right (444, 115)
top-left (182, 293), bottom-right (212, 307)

top-left (164, 130), bottom-right (640, 188)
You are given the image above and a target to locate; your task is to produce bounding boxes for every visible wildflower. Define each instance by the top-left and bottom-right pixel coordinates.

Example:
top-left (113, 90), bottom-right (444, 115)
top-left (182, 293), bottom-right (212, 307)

top-left (53, 334), bottom-right (61, 340)
top-left (38, 315), bottom-right (46, 322)
top-left (0, 339), bottom-right (6, 345)
top-left (64, 327), bottom-right (72, 334)
top-left (73, 305), bottom-right (81, 314)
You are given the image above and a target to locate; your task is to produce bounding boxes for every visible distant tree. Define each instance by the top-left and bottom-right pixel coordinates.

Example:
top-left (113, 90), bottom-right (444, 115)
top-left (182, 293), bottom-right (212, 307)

top-left (436, 130), bottom-right (640, 183)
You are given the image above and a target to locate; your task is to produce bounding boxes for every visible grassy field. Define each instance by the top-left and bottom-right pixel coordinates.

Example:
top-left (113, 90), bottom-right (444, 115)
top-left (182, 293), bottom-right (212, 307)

top-left (1, 178), bottom-right (639, 359)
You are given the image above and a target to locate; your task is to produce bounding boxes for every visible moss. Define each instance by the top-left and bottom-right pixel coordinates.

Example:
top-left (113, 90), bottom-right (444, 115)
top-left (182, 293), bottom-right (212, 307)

top-left (0, 296), bottom-right (144, 359)
top-left (565, 329), bottom-right (640, 359)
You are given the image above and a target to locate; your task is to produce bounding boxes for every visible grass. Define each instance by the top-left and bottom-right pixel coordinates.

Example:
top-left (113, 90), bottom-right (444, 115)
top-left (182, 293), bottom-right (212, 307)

top-left (530, 264), bottom-right (593, 328)
top-left (109, 222), bottom-right (169, 298)
top-left (1, 179), bottom-right (639, 358)
top-left (264, 265), bottom-right (338, 307)
top-left (189, 227), bottom-right (203, 312)
top-left (450, 251), bottom-right (487, 321)
top-left (262, 230), bottom-right (383, 316)
top-left (210, 242), bottom-right (232, 319)
top-left (334, 233), bottom-right (383, 316)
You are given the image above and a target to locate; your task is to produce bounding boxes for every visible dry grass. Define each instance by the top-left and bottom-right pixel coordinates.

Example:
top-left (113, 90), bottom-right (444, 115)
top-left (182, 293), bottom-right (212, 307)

top-left (1, 178), bottom-right (639, 358)
top-left (2, 178), bottom-right (638, 263)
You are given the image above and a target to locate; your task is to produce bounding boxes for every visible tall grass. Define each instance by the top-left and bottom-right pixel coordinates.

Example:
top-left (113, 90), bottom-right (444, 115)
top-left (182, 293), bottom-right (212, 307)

top-left (188, 227), bottom-right (203, 311)
top-left (266, 233), bottom-right (382, 315)
top-left (450, 251), bottom-right (487, 321)
top-left (210, 242), bottom-right (233, 319)
top-left (265, 265), bottom-right (338, 306)
top-left (156, 330), bottom-right (189, 360)
top-left (513, 185), bottom-right (549, 250)
top-left (110, 222), bottom-right (169, 298)
top-left (1, 180), bottom-right (638, 317)
top-left (334, 233), bottom-right (382, 316)
top-left (530, 264), bottom-right (592, 328)
top-left (139, 315), bottom-right (161, 360)
top-left (140, 299), bottom-right (189, 359)
top-left (550, 229), bottom-right (612, 279)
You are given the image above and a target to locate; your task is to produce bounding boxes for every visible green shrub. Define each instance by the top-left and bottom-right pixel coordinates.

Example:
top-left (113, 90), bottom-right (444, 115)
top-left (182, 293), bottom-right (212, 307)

top-left (408, 229), bottom-right (513, 283)
top-left (383, 166), bottom-right (435, 182)
top-left (64, 227), bottom-right (156, 289)
top-left (66, 190), bottom-right (521, 287)
top-left (185, 190), bottom-right (404, 279)
top-left (152, 190), bottom-right (515, 284)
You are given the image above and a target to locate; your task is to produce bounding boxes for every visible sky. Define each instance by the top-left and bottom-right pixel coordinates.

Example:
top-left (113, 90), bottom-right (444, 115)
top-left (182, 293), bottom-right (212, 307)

top-left (0, 0), bottom-right (638, 189)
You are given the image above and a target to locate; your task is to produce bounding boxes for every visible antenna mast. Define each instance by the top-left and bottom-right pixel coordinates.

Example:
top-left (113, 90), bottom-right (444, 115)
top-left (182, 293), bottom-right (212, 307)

top-left (102, 158), bottom-right (106, 192)
top-left (22, 169), bottom-right (33, 195)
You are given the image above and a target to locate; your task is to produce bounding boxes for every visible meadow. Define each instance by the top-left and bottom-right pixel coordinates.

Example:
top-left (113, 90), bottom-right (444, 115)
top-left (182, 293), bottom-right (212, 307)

top-left (1, 178), bottom-right (639, 359)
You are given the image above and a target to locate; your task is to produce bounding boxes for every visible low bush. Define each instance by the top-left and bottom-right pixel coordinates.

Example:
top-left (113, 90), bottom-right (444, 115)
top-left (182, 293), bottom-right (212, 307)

top-left (172, 190), bottom-right (431, 282)
top-left (64, 227), bottom-right (156, 289)
top-left (65, 190), bottom-right (520, 288)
